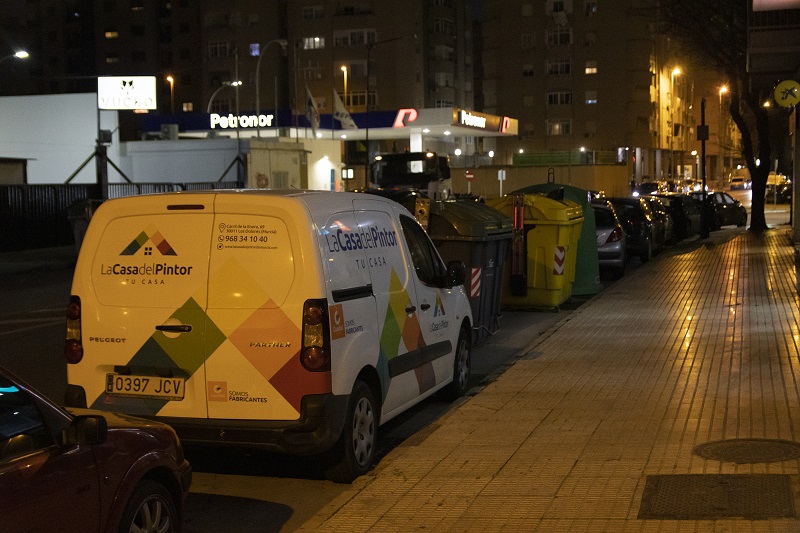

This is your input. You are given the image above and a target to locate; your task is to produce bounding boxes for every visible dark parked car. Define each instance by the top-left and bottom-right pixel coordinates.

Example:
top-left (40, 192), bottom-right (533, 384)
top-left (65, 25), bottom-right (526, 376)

top-left (603, 197), bottom-right (660, 263)
top-left (592, 200), bottom-right (627, 278)
top-left (690, 191), bottom-right (748, 229)
top-left (766, 182), bottom-right (792, 205)
top-left (650, 193), bottom-right (702, 241)
top-left (0, 366), bottom-right (191, 533)
top-left (642, 196), bottom-right (673, 246)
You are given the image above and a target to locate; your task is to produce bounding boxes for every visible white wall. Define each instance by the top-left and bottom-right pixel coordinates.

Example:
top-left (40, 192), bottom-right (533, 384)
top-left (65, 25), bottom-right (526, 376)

top-left (0, 93), bottom-right (119, 184)
top-left (118, 138), bottom-right (243, 183)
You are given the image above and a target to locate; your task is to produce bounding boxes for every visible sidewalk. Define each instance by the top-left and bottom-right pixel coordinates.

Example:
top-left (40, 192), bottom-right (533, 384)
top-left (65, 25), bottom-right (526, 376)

top-left (302, 226), bottom-right (800, 531)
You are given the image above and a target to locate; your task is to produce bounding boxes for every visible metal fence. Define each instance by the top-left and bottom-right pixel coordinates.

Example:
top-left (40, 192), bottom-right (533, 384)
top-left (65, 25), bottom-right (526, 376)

top-left (0, 182), bottom-right (241, 252)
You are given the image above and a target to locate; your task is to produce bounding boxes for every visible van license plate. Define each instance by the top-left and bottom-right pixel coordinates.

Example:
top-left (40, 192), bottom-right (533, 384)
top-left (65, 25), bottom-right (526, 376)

top-left (105, 374), bottom-right (185, 400)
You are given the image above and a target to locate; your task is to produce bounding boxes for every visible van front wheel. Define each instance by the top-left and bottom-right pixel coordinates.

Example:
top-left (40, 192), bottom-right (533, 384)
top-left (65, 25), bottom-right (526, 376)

top-left (324, 380), bottom-right (377, 484)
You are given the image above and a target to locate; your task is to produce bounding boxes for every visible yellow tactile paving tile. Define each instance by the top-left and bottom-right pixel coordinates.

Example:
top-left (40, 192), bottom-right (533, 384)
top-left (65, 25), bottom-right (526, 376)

top-left (305, 229), bottom-right (800, 531)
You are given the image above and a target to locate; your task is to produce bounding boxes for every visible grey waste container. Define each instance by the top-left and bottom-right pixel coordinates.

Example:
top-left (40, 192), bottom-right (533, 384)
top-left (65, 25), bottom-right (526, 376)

top-left (428, 200), bottom-right (512, 344)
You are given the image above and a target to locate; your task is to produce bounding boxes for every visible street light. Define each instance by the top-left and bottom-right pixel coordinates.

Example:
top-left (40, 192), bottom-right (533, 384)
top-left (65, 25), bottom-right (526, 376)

top-left (255, 39), bottom-right (288, 138)
top-left (207, 81), bottom-right (241, 114)
top-left (166, 75), bottom-right (175, 114)
top-left (0, 50), bottom-right (29, 67)
top-left (718, 85), bottom-right (729, 181)
top-left (341, 65), bottom-right (348, 107)
top-left (670, 67), bottom-right (681, 186)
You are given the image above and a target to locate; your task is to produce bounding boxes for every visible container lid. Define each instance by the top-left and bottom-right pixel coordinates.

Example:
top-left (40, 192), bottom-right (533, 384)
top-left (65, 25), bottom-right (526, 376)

top-left (486, 193), bottom-right (582, 222)
top-left (428, 200), bottom-right (513, 238)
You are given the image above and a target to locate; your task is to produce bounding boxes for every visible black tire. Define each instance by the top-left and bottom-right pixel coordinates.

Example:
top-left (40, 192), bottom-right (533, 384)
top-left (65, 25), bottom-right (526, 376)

top-left (118, 479), bottom-right (178, 533)
top-left (639, 238), bottom-right (652, 263)
top-left (737, 212), bottom-right (747, 227)
top-left (324, 380), bottom-right (378, 484)
top-left (442, 326), bottom-right (471, 401)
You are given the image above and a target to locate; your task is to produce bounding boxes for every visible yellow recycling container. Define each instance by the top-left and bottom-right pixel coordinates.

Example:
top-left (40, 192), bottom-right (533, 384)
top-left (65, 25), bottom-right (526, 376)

top-left (487, 193), bottom-right (583, 309)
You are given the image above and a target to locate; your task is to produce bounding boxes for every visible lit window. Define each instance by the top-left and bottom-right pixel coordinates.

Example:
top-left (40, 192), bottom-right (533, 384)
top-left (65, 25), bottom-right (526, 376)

top-left (585, 91), bottom-right (598, 104)
top-left (585, 60), bottom-right (598, 74)
top-left (303, 36), bottom-right (325, 50)
top-left (105, 30), bottom-right (119, 39)
top-left (105, 55), bottom-right (119, 64)
top-left (585, 0), bottom-right (597, 16)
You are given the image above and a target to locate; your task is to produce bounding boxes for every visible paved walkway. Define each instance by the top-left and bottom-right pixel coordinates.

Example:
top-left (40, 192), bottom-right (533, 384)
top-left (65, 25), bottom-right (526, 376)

top-left (302, 227), bottom-right (800, 532)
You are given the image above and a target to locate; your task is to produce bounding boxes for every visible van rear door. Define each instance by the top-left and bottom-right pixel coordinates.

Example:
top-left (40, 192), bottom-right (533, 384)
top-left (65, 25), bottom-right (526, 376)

top-left (76, 196), bottom-right (214, 419)
top-left (204, 195), bottom-right (328, 421)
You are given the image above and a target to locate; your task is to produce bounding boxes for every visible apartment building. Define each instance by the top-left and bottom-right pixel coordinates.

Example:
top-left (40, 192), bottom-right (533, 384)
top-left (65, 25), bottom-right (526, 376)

top-left (481, 0), bottom-right (698, 186)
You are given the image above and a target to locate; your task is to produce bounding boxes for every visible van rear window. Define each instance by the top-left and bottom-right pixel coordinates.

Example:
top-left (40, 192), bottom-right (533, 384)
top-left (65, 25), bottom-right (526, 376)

top-left (91, 214), bottom-right (213, 308)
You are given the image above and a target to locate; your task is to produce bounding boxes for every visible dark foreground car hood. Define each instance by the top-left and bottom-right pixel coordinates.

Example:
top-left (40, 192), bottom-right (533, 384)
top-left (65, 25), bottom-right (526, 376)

top-left (67, 407), bottom-right (177, 432)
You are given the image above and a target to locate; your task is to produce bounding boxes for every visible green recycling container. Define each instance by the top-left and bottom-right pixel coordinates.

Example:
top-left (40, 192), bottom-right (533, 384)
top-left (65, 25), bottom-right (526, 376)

top-left (487, 193), bottom-right (583, 309)
top-left (514, 183), bottom-right (602, 295)
top-left (428, 200), bottom-right (512, 344)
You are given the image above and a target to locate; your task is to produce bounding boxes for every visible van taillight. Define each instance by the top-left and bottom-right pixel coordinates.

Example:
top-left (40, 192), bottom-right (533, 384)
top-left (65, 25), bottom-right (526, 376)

top-left (65, 295), bottom-right (83, 364)
top-left (301, 299), bottom-right (331, 372)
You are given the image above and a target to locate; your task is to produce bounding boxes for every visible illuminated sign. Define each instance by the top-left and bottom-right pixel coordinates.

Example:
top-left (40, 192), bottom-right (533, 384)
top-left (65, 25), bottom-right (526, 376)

top-left (453, 109), bottom-right (517, 134)
top-left (753, 0), bottom-right (800, 10)
top-left (210, 113), bottom-right (275, 129)
top-left (458, 110), bottom-right (487, 128)
top-left (98, 76), bottom-right (157, 110)
top-left (393, 108), bottom-right (419, 128)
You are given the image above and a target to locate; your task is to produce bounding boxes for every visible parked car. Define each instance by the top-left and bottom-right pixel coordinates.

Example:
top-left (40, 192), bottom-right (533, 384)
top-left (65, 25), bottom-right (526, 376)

top-left (766, 182), bottom-right (792, 205)
top-left (729, 176), bottom-right (750, 190)
top-left (592, 200), bottom-right (627, 278)
top-left (603, 197), bottom-right (660, 263)
top-left (642, 196), bottom-right (673, 245)
top-left (0, 365), bottom-right (191, 533)
top-left (650, 192), bottom-right (702, 241)
top-left (690, 191), bottom-right (748, 229)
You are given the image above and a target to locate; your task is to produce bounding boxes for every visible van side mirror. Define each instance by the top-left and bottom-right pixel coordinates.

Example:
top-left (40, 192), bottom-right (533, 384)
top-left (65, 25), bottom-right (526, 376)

top-left (63, 415), bottom-right (108, 446)
top-left (446, 260), bottom-right (466, 288)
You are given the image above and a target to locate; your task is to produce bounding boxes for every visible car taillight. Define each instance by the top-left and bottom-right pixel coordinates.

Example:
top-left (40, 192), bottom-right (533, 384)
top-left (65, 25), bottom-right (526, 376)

top-left (606, 227), bottom-right (623, 244)
top-left (301, 299), bottom-right (331, 371)
top-left (65, 295), bottom-right (83, 364)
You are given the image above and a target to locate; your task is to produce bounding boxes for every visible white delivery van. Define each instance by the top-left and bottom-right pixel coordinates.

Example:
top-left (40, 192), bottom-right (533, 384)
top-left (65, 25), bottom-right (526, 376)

top-left (65, 190), bottom-right (472, 482)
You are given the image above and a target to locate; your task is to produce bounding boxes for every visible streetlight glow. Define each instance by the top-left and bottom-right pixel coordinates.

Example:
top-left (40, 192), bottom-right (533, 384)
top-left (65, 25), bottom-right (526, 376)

top-left (340, 65), bottom-right (348, 107)
top-left (166, 75), bottom-right (175, 114)
top-left (0, 50), bottom-right (30, 67)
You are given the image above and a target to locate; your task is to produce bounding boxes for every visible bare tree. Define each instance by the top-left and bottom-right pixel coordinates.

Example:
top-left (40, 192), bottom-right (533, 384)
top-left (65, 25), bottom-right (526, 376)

top-left (649, 0), bottom-right (772, 231)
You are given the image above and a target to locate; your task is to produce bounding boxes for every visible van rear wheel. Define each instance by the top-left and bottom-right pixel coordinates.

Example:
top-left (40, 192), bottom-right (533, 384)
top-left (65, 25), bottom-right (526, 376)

top-left (442, 326), bottom-right (471, 401)
top-left (324, 380), bottom-right (377, 484)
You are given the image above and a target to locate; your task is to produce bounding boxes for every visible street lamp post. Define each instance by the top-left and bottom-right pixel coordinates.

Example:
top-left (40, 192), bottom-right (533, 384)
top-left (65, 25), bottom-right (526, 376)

top-left (255, 39), bottom-right (288, 138)
top-left (670, 67), bottom-right (681, 188)
top-left (207, 81), bottom-right (241, 114)
top-left (718, 85), bottom-right (729, 182)
top-left (166, 75), bottom-right (175, 114)
top-left (341, 65), bottom-right (348, 107)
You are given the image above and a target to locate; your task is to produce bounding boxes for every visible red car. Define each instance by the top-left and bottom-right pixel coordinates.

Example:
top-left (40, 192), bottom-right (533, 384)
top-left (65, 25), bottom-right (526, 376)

top-left (0, 366), bottom-right (191, 532)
